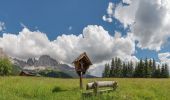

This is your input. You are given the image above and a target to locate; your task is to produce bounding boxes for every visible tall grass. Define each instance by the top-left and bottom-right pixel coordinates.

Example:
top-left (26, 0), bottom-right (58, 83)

top-left (0, 77), bottom-right (169, 100)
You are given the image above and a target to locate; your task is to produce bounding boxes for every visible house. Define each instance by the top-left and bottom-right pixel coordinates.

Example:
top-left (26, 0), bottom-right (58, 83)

top-left (19, 70), bottom-right (40, 76)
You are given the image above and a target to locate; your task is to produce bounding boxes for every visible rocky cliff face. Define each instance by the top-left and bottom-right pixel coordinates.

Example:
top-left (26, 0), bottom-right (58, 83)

top-left (36, 55), bottom-right (59, 66)
top-left (14, 55), bottom-right (59, 67)
top-left (13, 55), bottom-right (74, 71)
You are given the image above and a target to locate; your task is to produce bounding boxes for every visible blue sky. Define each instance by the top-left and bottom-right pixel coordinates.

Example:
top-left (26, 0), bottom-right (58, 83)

top-left (0, 0), bottom-right (127, 38)
top-left (0, 0), bottom-right (170, 76)
top-left (0, 0), bottom-right (163, 60)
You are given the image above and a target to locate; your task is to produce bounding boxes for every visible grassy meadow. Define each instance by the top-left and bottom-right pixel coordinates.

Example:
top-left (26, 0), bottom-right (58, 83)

top-left (0, 76), bottom-right (170, 100)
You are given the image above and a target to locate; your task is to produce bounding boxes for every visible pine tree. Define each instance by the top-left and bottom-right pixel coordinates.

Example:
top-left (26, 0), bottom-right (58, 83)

top-left (160, 64), bottom-right (165, 78)
top-left (161, 64), bottom-right (169, 78)
top-left (164, 64), bottom-right (169, 78)
top-left (102, 63), bottom-right (110, 77)
top-left (153, 64), bottom-right (161, 78)
top-left (157, 65), bottom-right (161, 78)
top-left (134, 61), bottom-right (140, 77)
top-left (139, 58), bottom-right (145, 77)
top-left (114, 57), bottom-right (118, 77)
top-left (134, 58), bottom-right (145, 78)
top-left (110, 58), bottom-right (115, 77)
top-left (144, 58), bottom-right (151, 78)
top-left (152, 58), bottom-right (156, 77)
top-left (148, 59), bottom-right (153, 76)
top-left (114, 57), bottom-right (122, 77)
top-left (122, 62), bottom-right (127, 77)
top-left (127, 61), bottom-right (134, 77)
top-left (117, 58), bottom-right (122, 77)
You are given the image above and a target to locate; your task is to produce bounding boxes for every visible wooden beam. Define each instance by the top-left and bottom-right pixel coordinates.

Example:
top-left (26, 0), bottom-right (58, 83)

top-left (80, 72), bottom-right (83, 89)
top-left (86, 81), bottom-right (117, 90)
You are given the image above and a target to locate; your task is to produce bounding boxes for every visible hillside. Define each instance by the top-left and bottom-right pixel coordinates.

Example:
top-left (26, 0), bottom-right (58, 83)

top-left (0, 77), bottom-right (170, 100)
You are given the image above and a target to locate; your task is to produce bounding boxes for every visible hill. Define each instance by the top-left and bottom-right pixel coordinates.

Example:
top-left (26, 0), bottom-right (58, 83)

top-left (0, 77), bottom-right (170, 100)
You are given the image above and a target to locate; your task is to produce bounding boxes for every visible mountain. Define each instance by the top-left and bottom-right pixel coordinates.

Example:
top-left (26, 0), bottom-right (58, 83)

top-left (12, 55), bottom-right (78, 77)
top-left (12, 55), bottom-right (97, 78)
top-left (36, 55), bottom-right (59, 66)
top-left (13, 55), bottom-right (59, 67)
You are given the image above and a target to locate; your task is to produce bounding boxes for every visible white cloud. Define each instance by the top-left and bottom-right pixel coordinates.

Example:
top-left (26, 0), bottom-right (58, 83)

top-left (0, 28), bottom-right (50, 59)
top-left (104, 0), bottom-right (170, 51)
top-left (107, 2), bottom-right (115, 17)
top-left (158, 52), bottom-right (170, 71)
top-left (158, 52), bottom-right (170, 64)
top-left (102, 15), bottom-right (112, 22)
top-left (0, 22), bottom-right (6, 32)
top-left (123, 0), bottom-right (132, 4)
top-left (102, 2), bottom-right (115, 23)
top-left (0, 25), bottom-right (137, 76)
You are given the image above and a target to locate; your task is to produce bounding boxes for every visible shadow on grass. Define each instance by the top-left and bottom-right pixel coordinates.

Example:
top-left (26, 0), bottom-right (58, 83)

top-left (52, 86), bottom-right (67, 93)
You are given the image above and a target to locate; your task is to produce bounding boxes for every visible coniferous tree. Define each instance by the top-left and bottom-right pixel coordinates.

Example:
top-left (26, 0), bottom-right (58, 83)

top-left (114, 57), bottom-right (118, 77)
top-left (127, 61), bottom-right (134, 77)
top-left (153, 64), bottom-right (161, 78)
top-left (134, 61), bottom-right (140, 77)
top-left (164, 64), bottom-right (169, 78)
top-left (148, 59), bottom-right (153, 76)
top-left (102, 63), bottom-right (110, 77)
top-left (122, 62), bottom-right (127, 77)
top-left (152, 58), bottom-right (156, 77)
top-left (139, 59), bottom-right (145, 77)
top-left (161, 64), bottom-right (165, 78)
top-left (161, 64), bottom-right (169, 78)
top-left (144, 58), bottom-right (151, 77)
top-left (110, 58), bottom-right (115, 77)
top-left (117, 58), bottom-right (122, 77)
top-left (103, 57), bottom-right (169, 78)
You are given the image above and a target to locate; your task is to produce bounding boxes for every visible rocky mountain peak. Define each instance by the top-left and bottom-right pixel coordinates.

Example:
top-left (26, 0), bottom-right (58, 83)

top-left (27, 58), bottom-right (36, 66)
top-left (37, 55), bottom-right (59, 66)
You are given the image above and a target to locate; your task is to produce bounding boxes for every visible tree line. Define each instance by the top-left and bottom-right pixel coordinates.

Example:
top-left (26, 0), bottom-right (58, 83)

top-left (102, 57), bottom-right (169, 78)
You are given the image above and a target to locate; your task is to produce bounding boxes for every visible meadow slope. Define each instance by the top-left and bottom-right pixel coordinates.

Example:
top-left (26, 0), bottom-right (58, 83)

top-left (0, 77), bottom-right (169, 100)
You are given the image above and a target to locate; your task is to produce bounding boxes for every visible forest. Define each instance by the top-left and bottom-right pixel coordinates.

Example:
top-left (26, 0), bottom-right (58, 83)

top-left (103, 57), bottom-right (169, 78)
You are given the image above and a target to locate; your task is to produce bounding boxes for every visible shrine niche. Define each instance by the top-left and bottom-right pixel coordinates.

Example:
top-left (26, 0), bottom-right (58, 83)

top-left (73, 52), bottom-right (92, 89)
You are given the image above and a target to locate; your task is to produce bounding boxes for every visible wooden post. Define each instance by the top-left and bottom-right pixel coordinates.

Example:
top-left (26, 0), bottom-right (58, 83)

top-left (80, 72), bottom-right (83, 89)
top-left (79, 61), bottom-right (83, 89)
top-left (93, 81), bottom-right (98, 95)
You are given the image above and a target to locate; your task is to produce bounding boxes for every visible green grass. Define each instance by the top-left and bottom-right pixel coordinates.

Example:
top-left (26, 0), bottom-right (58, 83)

top-left (0, 77), bottom-right (170, 100)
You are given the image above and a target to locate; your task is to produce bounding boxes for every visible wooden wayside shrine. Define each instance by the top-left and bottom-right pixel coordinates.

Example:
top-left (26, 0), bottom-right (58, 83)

top-left (72, 52), bottom-right (92, 89)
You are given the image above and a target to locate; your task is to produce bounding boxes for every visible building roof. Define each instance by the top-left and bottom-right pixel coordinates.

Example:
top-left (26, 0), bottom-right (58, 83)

top-left (72, 52), bottom-right (92, 65)
top-left (20, 70), bottom-right (40, 76)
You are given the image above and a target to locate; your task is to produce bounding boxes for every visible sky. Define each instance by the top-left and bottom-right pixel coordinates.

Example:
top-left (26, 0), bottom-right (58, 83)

top-left (0, 0), bottom-right (170, 76)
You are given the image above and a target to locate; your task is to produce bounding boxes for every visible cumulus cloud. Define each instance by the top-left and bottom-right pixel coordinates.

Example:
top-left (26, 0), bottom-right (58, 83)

top-left (0, 28), bottom-right (50, 59)
top-left (102, 2), bottom-right (115, 23)
top-left (0, 22), bottom-right (6, 32)
top-left (0, 25), bottom-right (137, 76)
top-left (102, 15), bottom-right (112, 23)
top-left (104, 0), bottom-right (170, 51)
